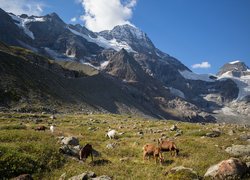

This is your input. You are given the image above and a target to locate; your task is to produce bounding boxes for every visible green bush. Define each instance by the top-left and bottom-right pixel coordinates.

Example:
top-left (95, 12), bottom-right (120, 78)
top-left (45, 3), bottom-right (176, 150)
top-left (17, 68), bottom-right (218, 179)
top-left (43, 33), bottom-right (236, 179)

top-left (0, 131), bottom-right (65, 179)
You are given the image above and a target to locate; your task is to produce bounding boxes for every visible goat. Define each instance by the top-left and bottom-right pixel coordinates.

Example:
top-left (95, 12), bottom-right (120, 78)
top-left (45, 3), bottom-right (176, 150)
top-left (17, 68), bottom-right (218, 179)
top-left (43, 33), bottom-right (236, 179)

top-left (34, 126), bottom-right (46, 131)
top-left (158, 139), bottom-right (179, 157)
top-left (106, 129), bottom-right (117, 139)
top-left (79, 143), bottom-right (93, 162)
top-left (50, 125), bottom-right (55, 133)
top-left (143, 143), bottom-right (164, 164)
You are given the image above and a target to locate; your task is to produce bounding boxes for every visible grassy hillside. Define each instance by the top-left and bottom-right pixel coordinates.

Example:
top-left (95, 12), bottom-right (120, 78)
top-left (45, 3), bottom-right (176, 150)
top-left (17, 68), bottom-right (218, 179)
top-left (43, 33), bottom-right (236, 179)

top-left (0, 113), bottom-right (249, 179)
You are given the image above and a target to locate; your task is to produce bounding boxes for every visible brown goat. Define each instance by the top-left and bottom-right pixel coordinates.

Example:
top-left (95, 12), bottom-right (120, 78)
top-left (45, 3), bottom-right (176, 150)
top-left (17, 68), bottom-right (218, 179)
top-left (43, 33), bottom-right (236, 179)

top-left (143, 144), bottom-right (164, 164)
top-left (158, 139), bottom-right (179, 157)
top-left (79, 143), bottom-right (93, 162)
top-left (34, 126), bottom-right (46, 131)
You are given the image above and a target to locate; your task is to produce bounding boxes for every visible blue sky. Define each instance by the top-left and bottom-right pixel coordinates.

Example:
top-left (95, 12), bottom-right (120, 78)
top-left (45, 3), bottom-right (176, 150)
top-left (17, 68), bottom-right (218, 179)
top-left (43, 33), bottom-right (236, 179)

top-left (1, 0), bottom-right (249, 74)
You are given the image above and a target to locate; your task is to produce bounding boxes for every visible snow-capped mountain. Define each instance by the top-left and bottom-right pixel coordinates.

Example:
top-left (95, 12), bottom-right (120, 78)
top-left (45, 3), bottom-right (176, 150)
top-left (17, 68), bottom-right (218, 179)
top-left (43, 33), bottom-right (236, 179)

top-left (218, 61), bottom-right (250, 101)
top-left (0, 8), bottom-right (249, 123)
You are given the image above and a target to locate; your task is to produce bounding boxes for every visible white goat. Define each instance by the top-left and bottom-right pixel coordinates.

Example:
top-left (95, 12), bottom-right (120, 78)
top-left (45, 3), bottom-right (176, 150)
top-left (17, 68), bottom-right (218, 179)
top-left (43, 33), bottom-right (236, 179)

top-left (106, 129), bottom-right (118, 139)
top-left (50, 125), bottom-right (55, 133)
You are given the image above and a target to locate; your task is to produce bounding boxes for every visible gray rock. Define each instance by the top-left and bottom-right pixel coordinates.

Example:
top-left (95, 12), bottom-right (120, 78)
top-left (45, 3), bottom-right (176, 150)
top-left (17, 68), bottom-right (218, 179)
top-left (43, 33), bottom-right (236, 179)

top-left (61, 136), bottom-right (79, 146)
top-left (59, 145), bottom-right (79, 157)
top-left (206, 131), bottom-right (221, 138)
top-left (170, 125), bottom-right (177, 131)
top-left (68, 171), bottom-right (96, 180)
top-left (239, 134), bottom-right (250, 141)
top-left (225, 145), bottom-right (250, 156)
top-left (174, 132), bottom-right (182, 137)
top-left (204, 158), bottom-right (248, 179)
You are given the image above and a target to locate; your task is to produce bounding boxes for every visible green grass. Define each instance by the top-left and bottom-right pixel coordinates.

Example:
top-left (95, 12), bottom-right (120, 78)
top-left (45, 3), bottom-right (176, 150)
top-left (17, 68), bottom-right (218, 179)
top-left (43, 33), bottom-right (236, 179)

top-left (0, 113), bottom-right (249, 179)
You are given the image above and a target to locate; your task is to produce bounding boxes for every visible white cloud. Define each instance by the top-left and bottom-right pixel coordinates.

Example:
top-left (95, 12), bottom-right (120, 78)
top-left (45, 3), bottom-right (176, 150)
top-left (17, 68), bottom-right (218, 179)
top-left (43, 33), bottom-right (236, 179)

top-left (79, 0), bottom-right (137, 32)
top-left (191, 61), bottom-right (211, 69)
top-left (0, 0), bottom-right (45, 15)
top-left (70, 17), bottom-right (77, 22)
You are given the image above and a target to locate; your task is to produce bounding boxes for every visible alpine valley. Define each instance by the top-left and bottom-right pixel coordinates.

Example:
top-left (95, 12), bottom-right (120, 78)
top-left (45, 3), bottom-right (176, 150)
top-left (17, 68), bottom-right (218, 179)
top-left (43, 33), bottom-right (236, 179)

top-left (0, 8), bottom-right (249, 124)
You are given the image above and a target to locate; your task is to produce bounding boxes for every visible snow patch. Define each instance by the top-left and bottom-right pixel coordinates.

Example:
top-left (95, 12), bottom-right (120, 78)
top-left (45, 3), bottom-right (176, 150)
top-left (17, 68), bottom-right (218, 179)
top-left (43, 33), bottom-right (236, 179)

top-left (81, 62), bottom-right (99, 70)
top-left (9, 14), bottom-right (45, 40)
top-left (100, 60), bottom-right (109, 69)
top-left (68, 27), bottom-right (136, 53)
top-left (218, 72), bottom-right (250, 101)
top-left (179, 70), bottom-right (215, 82)
top-left (229, 60), bottom-right (240, 64)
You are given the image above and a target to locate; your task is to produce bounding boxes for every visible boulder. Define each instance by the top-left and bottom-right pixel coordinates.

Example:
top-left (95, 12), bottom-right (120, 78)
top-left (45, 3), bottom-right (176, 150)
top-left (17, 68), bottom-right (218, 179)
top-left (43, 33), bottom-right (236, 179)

top-left (61, 137), bottom-right (79, 146)
top-left (225, 145), bottom-right (250, 156)
top-left (204, 158), bottom-right (248, 179)
top-left (239, 134), bottom-right (250, 141)
top-left (206, 131), bottom-right (221, 138)
top-left (59, 145), bottom-right (79, 157)
top-left (165, 166), bottom-right (199, 180)
top-left (68, 171), bottom-right (96, 180)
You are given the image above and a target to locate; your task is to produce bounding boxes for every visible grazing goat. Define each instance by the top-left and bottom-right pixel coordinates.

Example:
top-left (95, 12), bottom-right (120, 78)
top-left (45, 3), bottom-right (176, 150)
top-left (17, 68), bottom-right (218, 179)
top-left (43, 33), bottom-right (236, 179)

top-left (50, 125), bottom-right (55, 133)
top-left (158, 139), bottom-right (179, 157)
top-left (143, 144), bottom-right (164, 164)
top-left (106, 129), bottom-right (117, 139)
top-left (34, 126), bottom-right (46, 131)
top-left (79, 143), bottom-right (93, 162)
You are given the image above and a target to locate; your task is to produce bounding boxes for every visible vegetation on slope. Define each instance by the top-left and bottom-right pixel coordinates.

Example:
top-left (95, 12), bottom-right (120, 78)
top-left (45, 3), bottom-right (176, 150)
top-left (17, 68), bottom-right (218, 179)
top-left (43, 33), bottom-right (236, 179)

top-left (0, 113), bottom-right (249, 179)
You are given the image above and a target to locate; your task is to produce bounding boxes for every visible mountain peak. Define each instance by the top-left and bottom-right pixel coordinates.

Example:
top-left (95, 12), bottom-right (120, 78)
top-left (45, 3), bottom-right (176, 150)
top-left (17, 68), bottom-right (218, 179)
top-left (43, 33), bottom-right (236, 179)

top-left (44, 12), bottom-right (65, 24)
top-left (98, 24), bottom-right (155, 54)
top-left (217, 61), bottom-right (249, 76)
top-left (105, 49), bottom-right (146, 82)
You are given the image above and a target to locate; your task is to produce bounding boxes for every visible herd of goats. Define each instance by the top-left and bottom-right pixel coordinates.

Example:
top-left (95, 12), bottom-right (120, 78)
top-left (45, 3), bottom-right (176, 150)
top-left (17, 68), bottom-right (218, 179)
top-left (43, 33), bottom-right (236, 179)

top-left (34, 125), bottom-right (179, 164)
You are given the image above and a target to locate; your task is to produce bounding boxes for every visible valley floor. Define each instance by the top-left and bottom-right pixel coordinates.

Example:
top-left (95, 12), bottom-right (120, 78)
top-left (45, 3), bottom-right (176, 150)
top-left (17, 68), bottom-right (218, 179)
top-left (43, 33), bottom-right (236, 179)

top-left (0, 113), bottom-right (249, 179)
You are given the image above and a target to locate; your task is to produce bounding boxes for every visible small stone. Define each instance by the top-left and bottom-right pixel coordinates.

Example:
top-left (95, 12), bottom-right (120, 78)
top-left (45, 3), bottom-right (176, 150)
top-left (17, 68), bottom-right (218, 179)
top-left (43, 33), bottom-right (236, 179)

top-left (170, 125), bottom-right (177, 131)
